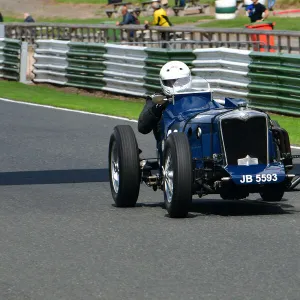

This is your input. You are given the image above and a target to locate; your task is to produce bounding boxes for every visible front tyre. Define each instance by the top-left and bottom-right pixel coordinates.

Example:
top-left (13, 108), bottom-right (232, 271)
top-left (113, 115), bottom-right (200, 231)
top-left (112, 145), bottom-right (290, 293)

top-left (109, 125), bottom-right (140, 207)
top-left (259, 184), bottom-right (285, 202)
top-left (163, 133), bottom-right (192, 218)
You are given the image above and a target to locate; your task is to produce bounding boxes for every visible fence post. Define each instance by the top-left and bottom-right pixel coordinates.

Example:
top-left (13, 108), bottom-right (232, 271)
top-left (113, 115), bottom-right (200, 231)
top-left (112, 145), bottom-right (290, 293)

top-left (20, 41), bottom-right (29, 83)
top-left (0, 24), bottom-right (4, 38)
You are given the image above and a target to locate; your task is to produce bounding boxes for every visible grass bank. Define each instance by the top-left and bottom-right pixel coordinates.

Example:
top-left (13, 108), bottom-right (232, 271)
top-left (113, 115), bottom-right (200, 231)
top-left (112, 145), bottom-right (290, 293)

top-left (0, 81), bottom-right (143, 120)
top-left (0, 81), bottom-right (299, 145)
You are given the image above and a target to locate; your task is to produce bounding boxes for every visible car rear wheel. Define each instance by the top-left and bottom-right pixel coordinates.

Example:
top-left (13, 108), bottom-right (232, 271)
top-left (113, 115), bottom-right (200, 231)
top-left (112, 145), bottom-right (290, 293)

top-left (163, 133), bottom-right (192, 218)
top-left (259, 184), bottom-right (285, 202)
top-left (109, 125), bottom-right (140, 207)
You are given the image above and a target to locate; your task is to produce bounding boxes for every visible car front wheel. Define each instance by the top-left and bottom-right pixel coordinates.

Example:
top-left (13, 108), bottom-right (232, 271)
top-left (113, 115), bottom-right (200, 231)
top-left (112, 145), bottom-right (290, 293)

top-left (163, 133), bottom-right (192, 218)
top-left (259, 184), bottom-right (285, 202)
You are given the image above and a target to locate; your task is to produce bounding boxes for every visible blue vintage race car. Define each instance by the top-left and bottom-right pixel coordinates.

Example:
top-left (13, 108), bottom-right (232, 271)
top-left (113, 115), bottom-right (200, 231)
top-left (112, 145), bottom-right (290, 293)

top-left (108, 77), bottom-right (297, 218)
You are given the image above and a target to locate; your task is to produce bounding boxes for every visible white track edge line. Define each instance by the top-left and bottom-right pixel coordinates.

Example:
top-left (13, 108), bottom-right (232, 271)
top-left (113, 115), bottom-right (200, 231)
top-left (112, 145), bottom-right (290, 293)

top-left (0, 97), bottom-right (138, 123)
top-left (0, 97), bottom-right (299, 150)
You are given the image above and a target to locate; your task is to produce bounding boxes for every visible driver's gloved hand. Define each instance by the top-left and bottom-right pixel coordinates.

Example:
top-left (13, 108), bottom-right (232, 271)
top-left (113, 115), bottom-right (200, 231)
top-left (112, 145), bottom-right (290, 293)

top-left (151, 103), bottom-right (165, 117)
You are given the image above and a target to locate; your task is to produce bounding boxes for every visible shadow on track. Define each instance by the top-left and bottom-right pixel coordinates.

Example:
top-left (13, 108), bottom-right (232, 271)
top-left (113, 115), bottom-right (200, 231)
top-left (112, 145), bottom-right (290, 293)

top-left (0, 169), bottom-right (109, 185)
top-left (188, 198), bottom-right (296, 217)
top-left (130, 199), bottom-right (297, 218)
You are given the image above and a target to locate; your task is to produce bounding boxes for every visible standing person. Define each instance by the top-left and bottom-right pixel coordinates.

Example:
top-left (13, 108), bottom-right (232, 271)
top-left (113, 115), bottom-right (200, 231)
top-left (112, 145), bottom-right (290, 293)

top-left (116, 6), bottom-right (139, 41)
top-left (24, 13), bottom-right (35, 23)
top-left (23, 13), bottom-right (36, 43)
top-left (247, 0), bottom-right (269, 23)
top-left (0, 12), bottom-right (3, 22)
top-left (144, 0), bottom-right (172, 48)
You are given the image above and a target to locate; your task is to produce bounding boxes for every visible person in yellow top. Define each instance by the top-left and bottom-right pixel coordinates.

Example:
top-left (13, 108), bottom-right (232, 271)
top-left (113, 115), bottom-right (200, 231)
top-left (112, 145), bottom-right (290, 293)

top-left (145, 0), bottom-right (172, 48)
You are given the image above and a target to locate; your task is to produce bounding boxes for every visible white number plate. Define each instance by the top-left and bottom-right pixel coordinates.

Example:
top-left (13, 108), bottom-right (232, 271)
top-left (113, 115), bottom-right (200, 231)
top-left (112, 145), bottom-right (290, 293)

top-left (240, 174), bottom-right (278, 184)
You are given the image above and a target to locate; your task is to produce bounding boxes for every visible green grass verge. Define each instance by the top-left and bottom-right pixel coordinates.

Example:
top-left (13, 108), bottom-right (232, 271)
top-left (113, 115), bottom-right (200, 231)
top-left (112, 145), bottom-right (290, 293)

top-left (0, 81), bottom-right (143, 120)
top-left (0, 80), bottom-right (299, 145)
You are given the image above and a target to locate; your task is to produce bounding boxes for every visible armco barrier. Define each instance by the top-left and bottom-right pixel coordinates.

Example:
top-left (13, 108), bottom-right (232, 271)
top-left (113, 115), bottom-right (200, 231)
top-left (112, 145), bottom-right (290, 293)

top-left (67, 42), bottom-right (106, 90)
top-left (0, 38), bottom-right (22, 80)
top-left (33, 40), bottom-right (69, 84)
top-left (192, 48), bottom-right (251, 99)
top-left (32, 40), bottom-right (300, 116)
top-left (103, 44), bottom-right (147, 96)
top-left (248, 52), bottom-right (300, 115)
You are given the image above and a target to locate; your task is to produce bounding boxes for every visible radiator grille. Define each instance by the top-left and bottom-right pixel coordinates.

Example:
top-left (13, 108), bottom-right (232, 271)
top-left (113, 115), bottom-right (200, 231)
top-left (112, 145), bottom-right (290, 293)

top-left (221, 116), bottom-right (268, 165)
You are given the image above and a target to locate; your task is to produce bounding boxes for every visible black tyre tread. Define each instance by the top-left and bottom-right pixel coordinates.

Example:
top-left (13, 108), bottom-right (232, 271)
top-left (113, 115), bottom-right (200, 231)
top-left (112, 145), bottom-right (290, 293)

top-left (164, 133), bottom-right (192, 218)
top-left (259, 184), bottom-right (284, 202)
top-left (109, 125), bottom-right (140, 207)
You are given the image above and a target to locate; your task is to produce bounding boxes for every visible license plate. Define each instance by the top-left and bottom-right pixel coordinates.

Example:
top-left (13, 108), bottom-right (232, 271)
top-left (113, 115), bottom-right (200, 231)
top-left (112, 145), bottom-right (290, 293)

top-left (240, 174), bottom-right (278, 184)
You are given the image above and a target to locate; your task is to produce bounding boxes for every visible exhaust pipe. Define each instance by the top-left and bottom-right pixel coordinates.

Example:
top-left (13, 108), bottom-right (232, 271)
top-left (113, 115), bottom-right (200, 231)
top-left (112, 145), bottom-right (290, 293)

top-left (290, 176), bottom-right (300, 190)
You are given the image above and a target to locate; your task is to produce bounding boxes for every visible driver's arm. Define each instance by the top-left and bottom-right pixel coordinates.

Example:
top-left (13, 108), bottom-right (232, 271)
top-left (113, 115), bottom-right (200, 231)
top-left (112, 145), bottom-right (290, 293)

top-left (138, 96), bottom-right (165, 134)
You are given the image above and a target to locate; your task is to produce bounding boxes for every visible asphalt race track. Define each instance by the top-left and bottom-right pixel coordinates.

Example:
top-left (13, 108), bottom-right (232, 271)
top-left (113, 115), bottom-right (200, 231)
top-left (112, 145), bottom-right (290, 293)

top-left (0, 100), bottom-right (299, 300)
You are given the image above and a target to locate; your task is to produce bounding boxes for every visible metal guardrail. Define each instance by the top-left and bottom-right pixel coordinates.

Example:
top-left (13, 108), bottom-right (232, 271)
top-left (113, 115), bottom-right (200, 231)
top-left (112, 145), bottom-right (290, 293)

top-left (0, 38), bottom-right (22, 80)
top-left (32, 40), bottom-right (300, 116)
top-left (248, 52), bottom-right (300, 116)
top-left (4, 22), bottom-right (300, 53)
top-left (192, 47), bottom-right (251, 99)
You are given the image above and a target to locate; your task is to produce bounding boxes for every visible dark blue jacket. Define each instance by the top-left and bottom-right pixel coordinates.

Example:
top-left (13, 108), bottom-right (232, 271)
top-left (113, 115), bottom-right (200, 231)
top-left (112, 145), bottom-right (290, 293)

top-left (119, 12), bottom-right (135, 25)
top-left (24, 15), bottom-right (35, 23)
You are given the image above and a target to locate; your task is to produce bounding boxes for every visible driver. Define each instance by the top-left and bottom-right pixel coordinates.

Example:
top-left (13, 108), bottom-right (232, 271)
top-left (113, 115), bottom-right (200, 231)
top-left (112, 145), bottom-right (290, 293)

top-left (138, 61), bottom-right (192, 141)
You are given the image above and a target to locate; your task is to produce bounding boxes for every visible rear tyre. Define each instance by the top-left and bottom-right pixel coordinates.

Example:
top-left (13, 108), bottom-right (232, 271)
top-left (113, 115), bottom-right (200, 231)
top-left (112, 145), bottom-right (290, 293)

top-left (109, 125), bottom-right (140, 207)
top-left (163, 133), bottom-right (192, 218)
top-left (259, 184), bottom-right (285, 202)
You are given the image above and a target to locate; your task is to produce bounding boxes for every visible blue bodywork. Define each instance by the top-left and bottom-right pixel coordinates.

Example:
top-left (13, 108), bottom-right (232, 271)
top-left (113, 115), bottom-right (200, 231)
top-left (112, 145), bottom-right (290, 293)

top-left (158, 90), bottom-right (287, 191)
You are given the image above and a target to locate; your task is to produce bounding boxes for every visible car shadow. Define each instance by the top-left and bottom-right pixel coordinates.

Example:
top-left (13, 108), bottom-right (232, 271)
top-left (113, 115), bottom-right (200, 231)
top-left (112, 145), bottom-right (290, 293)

top-left (0, 169), bottom-right (109, 185)
top-left (188, 198), bottom-right (297, 217)
top-left (136, 202), bottom-right (165, 208)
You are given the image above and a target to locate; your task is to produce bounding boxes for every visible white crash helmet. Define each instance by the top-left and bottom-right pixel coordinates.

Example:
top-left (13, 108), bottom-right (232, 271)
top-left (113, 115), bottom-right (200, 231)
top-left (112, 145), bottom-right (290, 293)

top-left (159, 61), bottom-right (192, 95)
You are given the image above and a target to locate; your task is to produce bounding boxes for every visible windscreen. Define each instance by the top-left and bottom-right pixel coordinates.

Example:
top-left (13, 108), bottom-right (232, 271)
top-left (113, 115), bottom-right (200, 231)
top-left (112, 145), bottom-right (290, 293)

top-left (170, 76), bottom-right (211, 95)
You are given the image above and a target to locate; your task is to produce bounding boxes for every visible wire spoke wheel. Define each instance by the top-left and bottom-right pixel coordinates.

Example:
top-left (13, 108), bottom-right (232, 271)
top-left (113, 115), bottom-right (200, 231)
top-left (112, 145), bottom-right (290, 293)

top-left (163, 133), bottom-right (192, 218)
top-left (110, 141), bottom-right (119, 194)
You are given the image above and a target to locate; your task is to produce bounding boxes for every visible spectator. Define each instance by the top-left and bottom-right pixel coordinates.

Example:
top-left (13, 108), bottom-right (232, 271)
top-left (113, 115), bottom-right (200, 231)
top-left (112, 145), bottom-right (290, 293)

top-left (116, 6), bottom-right (138, 41)
top-left (175, 0), bottom-right (185, 7)
top-left (144, 0), bottom-right (172, 48)
top-left (24, 13), bottom-right (35, 23)
top-left (23, 13), bottom-right (36, 43)
top-left (246, 0), bottom-right (269, 23)
top-left (0, 12), bottom-right (3, 22)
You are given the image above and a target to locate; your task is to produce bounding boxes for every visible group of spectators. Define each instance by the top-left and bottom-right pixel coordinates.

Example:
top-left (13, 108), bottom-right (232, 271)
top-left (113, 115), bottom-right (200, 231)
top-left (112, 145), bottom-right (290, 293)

top-left (116, 0), bottom-right (172, 47)
top-left (116, 0), bottom-right (269, 46)
top-left (0, 12), bottom-right (35, 23)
